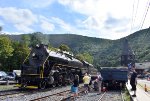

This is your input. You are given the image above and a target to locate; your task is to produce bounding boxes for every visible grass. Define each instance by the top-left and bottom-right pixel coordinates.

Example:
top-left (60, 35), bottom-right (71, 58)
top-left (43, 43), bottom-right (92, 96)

top-left (122, 87), bottom-right (130, 101)
top-left (0, 84), bottom-right (17, 91)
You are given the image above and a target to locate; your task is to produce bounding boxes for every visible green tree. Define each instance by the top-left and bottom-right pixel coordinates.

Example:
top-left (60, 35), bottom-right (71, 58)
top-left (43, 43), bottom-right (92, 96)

top-left (21, 34), bottom-right (31, 46)
top-left (30, 32), bottom-right (48, 46)
top-left (10, 42), bottom-right (30, 70)
top-left (76, 52), bottom-right (93, 64)
top-left (48, 44), bottom-right (58, 51)
top-left (0, 36), bottom-right (14, 70)
top-left (58, 44), bottom-right (70, 52)
top-left (0, 36), bottom-right (14, 59)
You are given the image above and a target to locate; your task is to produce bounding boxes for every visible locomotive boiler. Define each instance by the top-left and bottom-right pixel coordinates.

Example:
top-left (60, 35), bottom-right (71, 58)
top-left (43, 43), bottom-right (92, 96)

top-left (18, 44), bottom-right (97, 89)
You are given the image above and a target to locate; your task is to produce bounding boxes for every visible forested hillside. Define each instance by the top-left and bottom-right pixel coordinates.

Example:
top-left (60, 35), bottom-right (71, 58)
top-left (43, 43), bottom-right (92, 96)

top-left (4, 28), bottom-right (150, 68)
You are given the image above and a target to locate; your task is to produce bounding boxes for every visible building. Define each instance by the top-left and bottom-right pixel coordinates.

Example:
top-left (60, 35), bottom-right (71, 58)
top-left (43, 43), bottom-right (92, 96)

top-left (135, 62), bottom-right (150, 74)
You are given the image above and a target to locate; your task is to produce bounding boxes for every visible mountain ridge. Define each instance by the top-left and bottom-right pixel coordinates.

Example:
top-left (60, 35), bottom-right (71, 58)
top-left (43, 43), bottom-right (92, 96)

top-left (6, 28), bottom-right (150, 67)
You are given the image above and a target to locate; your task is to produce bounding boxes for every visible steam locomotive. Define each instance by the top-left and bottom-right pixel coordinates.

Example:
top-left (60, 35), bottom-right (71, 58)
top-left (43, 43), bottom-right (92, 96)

top-left (18, 44), bottom-right (97, 89)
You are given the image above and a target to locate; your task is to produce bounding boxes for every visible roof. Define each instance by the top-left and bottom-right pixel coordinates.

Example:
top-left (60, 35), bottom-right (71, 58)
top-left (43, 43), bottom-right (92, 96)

top-left (100, 67), bottom-right (128, 69)
top-left (135, 62), bottom-right (150, 69)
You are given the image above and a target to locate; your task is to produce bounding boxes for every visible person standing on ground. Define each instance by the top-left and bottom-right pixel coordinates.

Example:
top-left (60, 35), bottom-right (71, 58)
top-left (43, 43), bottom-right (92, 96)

top-left (72, 75), bottom-right (79, 100)
top-left (88, 74), bottom-right (92, 91)
top-left (83, 73), bottom-right (90, 94)
top-left (130, 68), bottom-right (137, 97)
top-left (97, 72), bottom-right (103, 95)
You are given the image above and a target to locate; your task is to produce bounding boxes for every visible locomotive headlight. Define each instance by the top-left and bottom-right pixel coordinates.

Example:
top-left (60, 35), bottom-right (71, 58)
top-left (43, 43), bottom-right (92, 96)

top-left (36, 44), bottom-right (39, 48)
top-left (32, 53), bottom-right (35, 57)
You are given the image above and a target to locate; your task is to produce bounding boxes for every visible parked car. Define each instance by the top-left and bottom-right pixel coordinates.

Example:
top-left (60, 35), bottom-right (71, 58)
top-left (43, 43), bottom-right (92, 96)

top-left (7, 72), bottom-right (16, 81)
top-left (145, 73), bottom-right (150, 79)
top-left (0, 71), bottom-right (8, 81)
top-left (137, 74), bottom-right (145, 79)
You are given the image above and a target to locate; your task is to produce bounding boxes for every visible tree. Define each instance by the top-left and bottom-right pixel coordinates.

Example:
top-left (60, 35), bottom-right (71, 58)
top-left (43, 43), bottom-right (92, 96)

top-left (76, 52), bottom-right (93, 64)
top-left (0, 26), bottom-right (2, 34)
top-left (21, 34), bottom-right (31, 46)
top-left (10, 42), bottom-right (30, 70)
top-left (48, 44), bottom-right (58, 51)
top-left (30, 32), bottom-right (48, 47)
top-left (0, 36), bottom-right (14, 59)
top-left (0, 36), bottom-right (14, 70)
top-left (58, 44), bottom-right (70, 52)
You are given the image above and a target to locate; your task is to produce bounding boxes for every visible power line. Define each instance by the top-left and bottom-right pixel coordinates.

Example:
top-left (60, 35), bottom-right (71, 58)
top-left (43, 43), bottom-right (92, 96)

top-left (130, 0), bottom-right (140, 34)
top-left (139, 0), bottom-right (150, 30)
top-left (139, 0), bottom-right (150, 43)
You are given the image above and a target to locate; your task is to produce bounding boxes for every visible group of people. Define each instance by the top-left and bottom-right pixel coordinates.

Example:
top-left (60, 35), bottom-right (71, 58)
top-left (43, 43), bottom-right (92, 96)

top-left (83, 72), bottom-right (103, 95)
top-left (70, 67), bottom-right (138, 100)
top-left (71, 72), bottom-right (103, 100)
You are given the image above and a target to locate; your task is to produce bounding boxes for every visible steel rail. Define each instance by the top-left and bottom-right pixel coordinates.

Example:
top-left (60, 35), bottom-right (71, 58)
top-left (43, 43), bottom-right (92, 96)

top-left (61, 87), bottom-right (85, 101)
top-left (30, 86), bottom-right (84, 101)
top-left (97, 91), bottom-right (107, 101)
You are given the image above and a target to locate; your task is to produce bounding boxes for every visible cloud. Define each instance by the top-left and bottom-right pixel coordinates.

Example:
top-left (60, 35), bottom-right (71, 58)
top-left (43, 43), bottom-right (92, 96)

top-left (3, 31), bottom-right (22, 35)
top-left (58, 0), bottom-right (132, 18)
top-left (0, 0), bottom-right (150, 39)
top-left (40, 20), bottom-right (55, 32)
top-left (58, 0), bottom-right (150, 39)
top-left (39, 16), bottom-right (97, 37)
top-left (74, 15), bottom-right (131, 39)
top-left (57, 0), bottom-right (133, 39)
top-left (22, 0), bottom-right (54, 8)
top-left (14, 24), bottom-right (33, 33)
top-left (39, 15), bottom-right (129, 39)
top-left (0, 7), bottom-right (37, 33)
top-left (82, 16), bottom-right (101, 30)
top-left (51, 17), bottom-right (72, 31)
top-left (39, 15), bottom-right (74, 33)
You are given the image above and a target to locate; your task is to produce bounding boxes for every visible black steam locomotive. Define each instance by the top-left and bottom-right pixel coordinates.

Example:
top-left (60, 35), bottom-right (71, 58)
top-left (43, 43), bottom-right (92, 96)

top-left (18, 44), bottom-right (97, 89)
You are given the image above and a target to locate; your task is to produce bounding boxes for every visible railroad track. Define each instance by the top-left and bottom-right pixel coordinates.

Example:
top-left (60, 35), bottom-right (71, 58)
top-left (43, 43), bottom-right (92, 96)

top-left (61, 87), bottom-right (85, 101)
top-left (97, 91), bottom-right (107, 101)
top-left (0, 89), bottom-right (24, 97)
top-left (30, 89), bottom-right (70, 101)
top-left (98, 90), bottom-right (124, 101)
top-left (29, 86), bottom-right (84, 101)
top-left (0, 85), bottom-right (125, 101)
top-left (0, 89), bottom-right (26, 101)
top-left (0, 87), bottom-right (59, 101)
top-left (0, 89), bottom-right (20, 95)
top-left (59, 88), bottom-right (125, 101)
top-left (0, 88), bottom-right (38, 100)
top-left (0, 84), bottom-right (84, 101)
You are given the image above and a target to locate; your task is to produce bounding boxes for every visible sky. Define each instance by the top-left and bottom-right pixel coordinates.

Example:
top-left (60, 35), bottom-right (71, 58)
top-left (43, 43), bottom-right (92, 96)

top-left (0, 0), bottom-right (150, 40)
